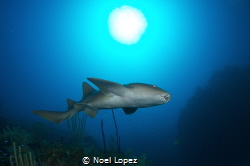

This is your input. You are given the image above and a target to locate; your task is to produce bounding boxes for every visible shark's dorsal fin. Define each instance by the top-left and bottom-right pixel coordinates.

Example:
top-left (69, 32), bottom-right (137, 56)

top-left (122, 107), bottom-right (138, 115)
top-left (66, 99), bottom-right (76, 109)
top-left (82, 82), bottom-right (95, 99)
top-left (87, 78), bottom-right (127, 97)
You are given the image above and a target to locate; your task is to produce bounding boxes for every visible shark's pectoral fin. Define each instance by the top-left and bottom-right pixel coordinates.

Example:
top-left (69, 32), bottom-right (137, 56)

top-left (122, 107), bottom-right (138, 115)
top-left (87, 78), bottom-right (127, 97)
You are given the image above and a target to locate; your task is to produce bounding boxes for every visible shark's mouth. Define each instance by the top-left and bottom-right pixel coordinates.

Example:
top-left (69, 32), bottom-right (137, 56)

top-left (163, 95), bottom-right (171, 102)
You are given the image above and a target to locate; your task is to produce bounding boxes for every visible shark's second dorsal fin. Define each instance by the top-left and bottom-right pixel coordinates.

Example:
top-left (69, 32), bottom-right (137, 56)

top-left (82, 82), bottom-right (96, 99)
top-left (122, 107), bottom-right (138, 115)
top-left (87, 78), bottom-right (127, 97)
top-left (67, 99), bottom-right (76, 109)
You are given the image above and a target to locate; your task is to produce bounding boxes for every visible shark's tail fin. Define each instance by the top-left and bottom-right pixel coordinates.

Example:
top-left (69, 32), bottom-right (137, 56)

top-left (32, 110), bottom-right (72, 124)
top-left (32, 99), bottom-right (78, 124)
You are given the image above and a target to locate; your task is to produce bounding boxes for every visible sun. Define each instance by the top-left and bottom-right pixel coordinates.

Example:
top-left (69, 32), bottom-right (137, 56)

top-left (108, 5), bottom-right (148, 45)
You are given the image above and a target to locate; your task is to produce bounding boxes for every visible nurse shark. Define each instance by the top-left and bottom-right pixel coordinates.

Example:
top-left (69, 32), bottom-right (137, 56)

top-left (32, 78), bottom-right (171, 124)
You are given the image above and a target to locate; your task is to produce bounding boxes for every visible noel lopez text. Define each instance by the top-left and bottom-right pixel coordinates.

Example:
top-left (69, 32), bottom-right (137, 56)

top-left (82, 157), bottom-right (138, 165)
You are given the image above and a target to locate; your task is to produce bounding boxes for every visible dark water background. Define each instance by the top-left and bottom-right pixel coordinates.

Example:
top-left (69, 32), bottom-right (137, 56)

top-left (0, 0), bottom-right (250, 165)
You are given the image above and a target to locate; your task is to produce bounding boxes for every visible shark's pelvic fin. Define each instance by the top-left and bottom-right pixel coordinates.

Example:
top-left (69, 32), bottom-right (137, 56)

top-left (74, 103), bottom-right (98, 118)
top-left (66, 99), bottom-right (76, 109)
top-left (122, 107), bottom-right (138, 115)
top-left (82, 82), bottom-right (96, 99)
top-left (87, 77), bottom-right (127, 97)
top-left (83, 108), bottom-right (98, 118)
top-left (32, 109), bottom-right (77, 124)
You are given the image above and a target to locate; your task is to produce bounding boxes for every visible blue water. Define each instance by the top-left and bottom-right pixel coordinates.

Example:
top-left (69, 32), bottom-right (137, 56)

top-left (0, 0), bottom-right (250, 165)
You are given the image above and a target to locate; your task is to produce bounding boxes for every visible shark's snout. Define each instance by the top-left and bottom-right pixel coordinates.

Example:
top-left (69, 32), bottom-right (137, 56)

top-left (162, 94), bottom-right (171, 103)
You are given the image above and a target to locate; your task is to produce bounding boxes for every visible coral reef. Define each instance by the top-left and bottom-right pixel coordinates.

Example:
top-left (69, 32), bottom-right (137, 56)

top-left (0, 126), bottom-right (34, 148)
top-left (38, 143), bottom-right (85, 166)
top-left (30, 122), bottom-right (47, 142)
top-left (0, 120), bottom-right (152, 166)
top-left (10, 142), bottom-right (36, 166)
top-left (0, 127), bottom-right (34, 166)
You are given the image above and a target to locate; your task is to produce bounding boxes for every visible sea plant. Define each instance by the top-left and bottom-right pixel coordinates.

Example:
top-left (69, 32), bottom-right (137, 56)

top-left (66, 112), bottom-right (87, 146)
top-left (0, 126), bottom-right (34, 147)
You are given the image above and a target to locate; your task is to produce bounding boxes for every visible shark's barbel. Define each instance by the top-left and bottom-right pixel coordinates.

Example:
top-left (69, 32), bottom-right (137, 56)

top-left (32, 78), bottom-right (171, 124)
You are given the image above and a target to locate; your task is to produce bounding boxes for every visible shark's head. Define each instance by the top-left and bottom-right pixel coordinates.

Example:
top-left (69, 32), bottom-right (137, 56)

top-left (125, 83), bottom-right (171, 107)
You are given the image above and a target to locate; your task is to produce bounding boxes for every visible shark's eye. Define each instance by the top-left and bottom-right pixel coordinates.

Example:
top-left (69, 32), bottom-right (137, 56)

top-left (153, 85), bottom-right (156, 88)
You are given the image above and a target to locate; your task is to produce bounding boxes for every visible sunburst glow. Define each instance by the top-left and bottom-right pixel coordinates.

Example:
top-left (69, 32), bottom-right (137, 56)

top-left (108, 5), bottom-right (148, 45)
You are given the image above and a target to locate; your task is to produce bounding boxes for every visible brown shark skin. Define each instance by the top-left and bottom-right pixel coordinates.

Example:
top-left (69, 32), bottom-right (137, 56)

top-left (32, 78), bottom-right (171, 124)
